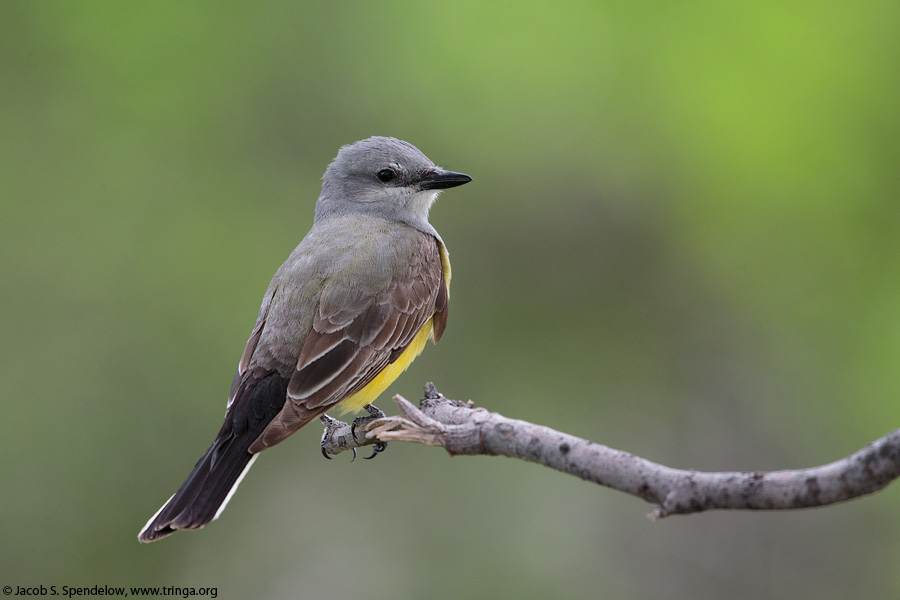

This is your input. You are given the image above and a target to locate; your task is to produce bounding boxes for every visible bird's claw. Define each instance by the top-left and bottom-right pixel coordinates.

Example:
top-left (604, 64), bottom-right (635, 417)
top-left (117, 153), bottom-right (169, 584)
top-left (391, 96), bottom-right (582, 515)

top-left (364, 441), bottom-right (388, 459)
top-left (351, 404), bottom-right (389, 459)
top-left (320, 413), bottom-right (353, 460)
top-left (320, 408), bottom-right (386, 460)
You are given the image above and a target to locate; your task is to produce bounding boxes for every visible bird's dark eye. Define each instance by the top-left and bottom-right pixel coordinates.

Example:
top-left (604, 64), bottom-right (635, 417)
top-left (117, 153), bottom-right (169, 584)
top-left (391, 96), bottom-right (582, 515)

top-left (376, 169), bottom-right (395, 183)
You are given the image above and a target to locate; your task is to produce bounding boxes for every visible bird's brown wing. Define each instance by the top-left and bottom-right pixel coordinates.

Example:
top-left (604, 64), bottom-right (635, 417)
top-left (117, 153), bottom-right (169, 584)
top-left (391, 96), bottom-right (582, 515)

top-left (226, 284), bottom-right (278, 410)
top-left (248, 233), bottom-right (448, 452)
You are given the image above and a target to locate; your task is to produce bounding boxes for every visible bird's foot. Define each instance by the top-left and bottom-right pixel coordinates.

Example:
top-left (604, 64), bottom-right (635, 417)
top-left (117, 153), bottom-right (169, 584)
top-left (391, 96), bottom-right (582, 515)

top-left (319, 414), bottom-right (357, 461)
top-left (351, 404), bottom-right (388, 459)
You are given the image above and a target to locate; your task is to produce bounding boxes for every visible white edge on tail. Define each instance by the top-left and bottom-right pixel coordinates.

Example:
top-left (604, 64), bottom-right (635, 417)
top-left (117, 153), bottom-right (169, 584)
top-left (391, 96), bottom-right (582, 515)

top-left (214, 453), bottom-right (258, 521)
top-left (136, 453), bottom-right (259, 540)
top-left (138, 493), bottom-right (175, 541)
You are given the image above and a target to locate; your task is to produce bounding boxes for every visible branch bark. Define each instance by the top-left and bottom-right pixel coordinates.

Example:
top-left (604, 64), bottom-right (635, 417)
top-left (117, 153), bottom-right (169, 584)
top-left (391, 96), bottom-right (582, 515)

top-left (319, 383), bottom-right (900, 518)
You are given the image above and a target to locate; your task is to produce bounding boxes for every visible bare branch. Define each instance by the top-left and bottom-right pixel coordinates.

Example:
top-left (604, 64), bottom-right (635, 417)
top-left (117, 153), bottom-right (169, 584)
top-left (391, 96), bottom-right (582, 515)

top-left (322, 383), bottom-right (900, 518)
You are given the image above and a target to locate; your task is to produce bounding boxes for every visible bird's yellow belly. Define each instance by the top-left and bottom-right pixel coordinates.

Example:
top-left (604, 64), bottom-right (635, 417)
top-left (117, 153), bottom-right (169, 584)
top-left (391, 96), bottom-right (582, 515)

top-left (335, 317), bottom-right (434, 414)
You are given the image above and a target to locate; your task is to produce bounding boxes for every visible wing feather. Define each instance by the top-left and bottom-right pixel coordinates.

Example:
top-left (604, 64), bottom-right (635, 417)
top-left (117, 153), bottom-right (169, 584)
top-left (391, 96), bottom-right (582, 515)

top-left (228, 285), bottom-right (277, 409)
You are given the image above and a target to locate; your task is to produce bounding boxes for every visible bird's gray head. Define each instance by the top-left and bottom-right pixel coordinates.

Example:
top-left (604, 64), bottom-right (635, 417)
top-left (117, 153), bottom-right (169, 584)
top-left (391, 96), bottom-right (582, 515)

top-left (315, 136), bottom-right (471, 233)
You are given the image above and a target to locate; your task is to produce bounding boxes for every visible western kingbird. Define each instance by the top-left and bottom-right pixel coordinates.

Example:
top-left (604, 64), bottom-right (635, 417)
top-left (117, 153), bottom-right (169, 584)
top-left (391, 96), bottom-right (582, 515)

top-left (138, 136), bottom-right (470, 542)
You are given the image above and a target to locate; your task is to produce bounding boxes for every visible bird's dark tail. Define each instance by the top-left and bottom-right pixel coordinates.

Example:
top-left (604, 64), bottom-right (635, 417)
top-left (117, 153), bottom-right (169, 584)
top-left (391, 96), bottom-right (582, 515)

top-left (138, 371), bottom-right (288, 543)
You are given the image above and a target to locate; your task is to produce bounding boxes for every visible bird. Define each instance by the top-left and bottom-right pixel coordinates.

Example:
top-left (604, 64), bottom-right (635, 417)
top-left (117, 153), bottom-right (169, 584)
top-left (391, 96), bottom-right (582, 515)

top-left (138, 136), bottom-right (471, 542)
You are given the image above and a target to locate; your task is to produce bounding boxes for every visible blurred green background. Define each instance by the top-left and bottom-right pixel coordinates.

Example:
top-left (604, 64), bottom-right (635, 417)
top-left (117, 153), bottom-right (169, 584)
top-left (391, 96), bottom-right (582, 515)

top-left (2, 1), bottom-right (899, 598)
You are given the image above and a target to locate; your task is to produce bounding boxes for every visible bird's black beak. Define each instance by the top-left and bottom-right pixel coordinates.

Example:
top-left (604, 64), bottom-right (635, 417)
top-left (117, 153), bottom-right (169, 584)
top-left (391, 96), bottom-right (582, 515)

top-left (418, 168), bottom-right (472, 190)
